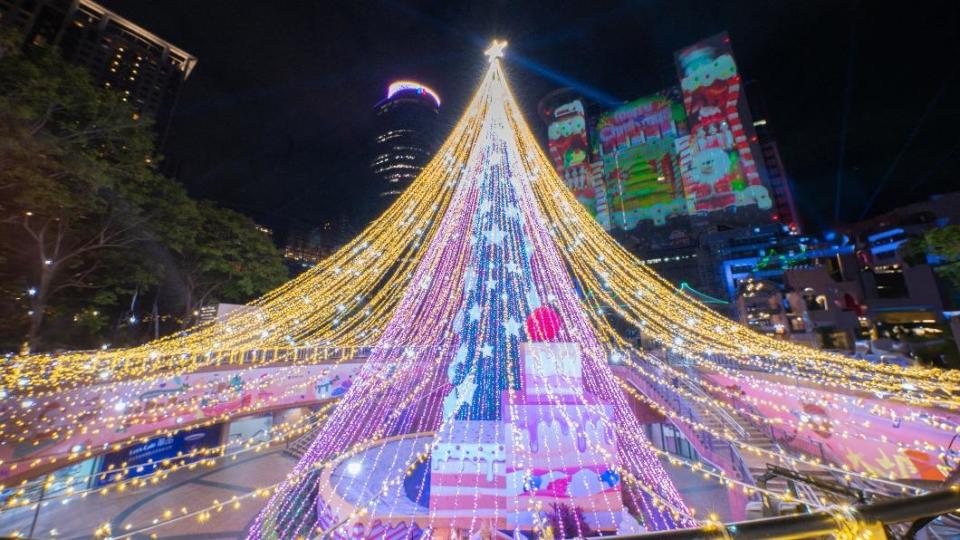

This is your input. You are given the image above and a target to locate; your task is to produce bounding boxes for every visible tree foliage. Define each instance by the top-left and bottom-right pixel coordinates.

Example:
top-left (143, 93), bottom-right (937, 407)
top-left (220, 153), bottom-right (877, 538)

top-left (0, 31), bottom-right (288, 351)
top-left (906, 224), bottom-right (960, 293)
top-left (172, 202), bottom-right (289, 328)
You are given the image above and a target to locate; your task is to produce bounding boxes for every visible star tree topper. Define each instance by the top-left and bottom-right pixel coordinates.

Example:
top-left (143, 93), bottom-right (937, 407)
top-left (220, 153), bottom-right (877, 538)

top-left (485, 40), bottom-right (508, 63)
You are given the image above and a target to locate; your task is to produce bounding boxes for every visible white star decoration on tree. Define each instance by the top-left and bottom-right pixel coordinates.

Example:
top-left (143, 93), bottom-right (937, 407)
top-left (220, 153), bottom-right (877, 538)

top-left (484, 227), bottom-right (506, 246)
top-left (484, 40), bottom-right (507, 62)
top-left (504, 318), bottom-right (521, 338)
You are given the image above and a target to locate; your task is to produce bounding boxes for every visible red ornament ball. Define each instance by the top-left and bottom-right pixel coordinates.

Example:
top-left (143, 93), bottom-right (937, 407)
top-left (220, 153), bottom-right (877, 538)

top-left (526, 306), bottom-right (563, 341)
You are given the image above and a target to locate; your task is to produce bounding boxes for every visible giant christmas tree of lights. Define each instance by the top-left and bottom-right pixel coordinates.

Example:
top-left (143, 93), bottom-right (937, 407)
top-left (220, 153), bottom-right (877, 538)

top-left (4, 41), bottom-right (960, 540)
top-left (246, 42), bottom-right (690, 538)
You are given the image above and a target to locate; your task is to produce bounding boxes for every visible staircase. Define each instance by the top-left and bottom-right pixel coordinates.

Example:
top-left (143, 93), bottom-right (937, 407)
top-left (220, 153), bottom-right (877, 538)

top-left (285, 423), bottom-right (322, 458)
top-left (284, 405), bottom-right (340, 459)
top-left (728, 408), bottom-right (837, 508)
top-left (629, 356), bottom-right (845, 514)
top-left (678, 383), bottom-right (793, 499)
top-left (679, 376), bottom-right (851, 512)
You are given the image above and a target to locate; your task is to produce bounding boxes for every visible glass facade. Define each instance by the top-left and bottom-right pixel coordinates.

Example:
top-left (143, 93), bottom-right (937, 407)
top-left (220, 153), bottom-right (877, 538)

top-left (370, 82), bottom-right (440, 201)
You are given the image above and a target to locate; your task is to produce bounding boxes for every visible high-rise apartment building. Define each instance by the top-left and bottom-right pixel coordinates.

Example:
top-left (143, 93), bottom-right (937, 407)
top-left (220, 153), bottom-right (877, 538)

top-left (0, 0), bottom-right (197, 146)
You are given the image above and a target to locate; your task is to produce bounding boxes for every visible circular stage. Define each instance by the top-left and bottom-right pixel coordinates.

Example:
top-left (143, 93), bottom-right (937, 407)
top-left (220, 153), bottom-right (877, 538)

top-left (314, 429), bottom-right (644, 539)
top-left (322, 434), bottom-right (433, 520)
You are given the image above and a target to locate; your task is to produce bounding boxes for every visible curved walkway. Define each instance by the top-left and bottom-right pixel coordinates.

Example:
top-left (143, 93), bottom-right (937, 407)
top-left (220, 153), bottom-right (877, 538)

top-left (0, 450), bottom-right (297, 539)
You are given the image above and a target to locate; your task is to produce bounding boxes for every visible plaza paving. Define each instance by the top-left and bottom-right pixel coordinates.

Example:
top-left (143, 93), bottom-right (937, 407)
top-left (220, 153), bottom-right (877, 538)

top-left (0, 450), bottom-right (297, 540)
top-left (0, 447), bottom-right (733, 539)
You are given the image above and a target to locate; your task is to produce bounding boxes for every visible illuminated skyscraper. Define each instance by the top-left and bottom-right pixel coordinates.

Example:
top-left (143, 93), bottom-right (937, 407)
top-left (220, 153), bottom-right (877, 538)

top-left (370, 81), bottom-right (441, 200)
top-left (745, 80), bottom-right (801, 232)
top-left (0, 0), bottom-right (197, 147)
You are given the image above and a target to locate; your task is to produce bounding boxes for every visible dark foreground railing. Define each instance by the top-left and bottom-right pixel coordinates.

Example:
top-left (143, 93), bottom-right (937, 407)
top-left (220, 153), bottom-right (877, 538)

top-left (608, 488), bottom-right (960, 539)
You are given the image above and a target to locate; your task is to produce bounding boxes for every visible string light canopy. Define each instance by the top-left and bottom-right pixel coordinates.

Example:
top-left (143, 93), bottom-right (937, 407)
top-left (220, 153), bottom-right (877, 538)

top-left (2, 40), bottom-right (960, 540)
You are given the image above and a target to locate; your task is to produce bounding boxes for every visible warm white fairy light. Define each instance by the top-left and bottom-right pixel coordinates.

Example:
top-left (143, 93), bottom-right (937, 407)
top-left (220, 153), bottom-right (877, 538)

top-left (1, 40), bottom-right (955, 540)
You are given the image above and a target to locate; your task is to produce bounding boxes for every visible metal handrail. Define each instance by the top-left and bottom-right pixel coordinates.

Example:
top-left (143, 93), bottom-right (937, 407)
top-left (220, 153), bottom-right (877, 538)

top-left (663, 353), bottom-right (897, 507)
top-left (678, 376), bottom-right (749, 440)
top-left (606, 487), bottom-right (960, 539)
top-left (617, 363), bottom-right (756, 487)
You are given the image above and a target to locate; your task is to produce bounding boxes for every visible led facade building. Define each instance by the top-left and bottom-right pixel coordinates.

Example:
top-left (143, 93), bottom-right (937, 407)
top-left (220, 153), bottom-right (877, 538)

top-left (539, 32), bottom-right (805, 305)
top-left (541, 33), bottom-right (780, 234)
top-left (371, 81), bottom-right (441, 200)
top-left (0, 0), bottom-right (197, 147)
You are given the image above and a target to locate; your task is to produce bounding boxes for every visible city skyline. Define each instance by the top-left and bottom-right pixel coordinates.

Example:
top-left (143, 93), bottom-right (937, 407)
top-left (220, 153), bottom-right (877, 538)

top-left (95, 0), bottom-right (960, 236)
top-left (4, 6), bottom-right (960, 537)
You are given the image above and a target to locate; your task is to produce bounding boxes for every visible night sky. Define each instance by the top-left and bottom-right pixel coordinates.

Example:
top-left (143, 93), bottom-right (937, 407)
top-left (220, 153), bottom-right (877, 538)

top-left (100, 0), bottom-right (960, 237)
